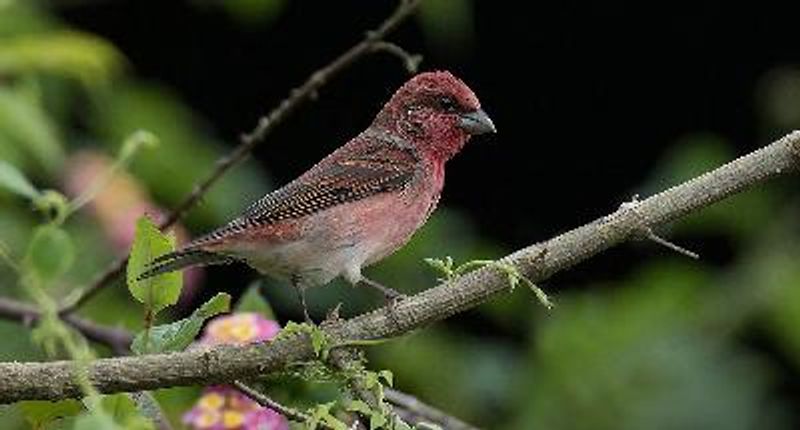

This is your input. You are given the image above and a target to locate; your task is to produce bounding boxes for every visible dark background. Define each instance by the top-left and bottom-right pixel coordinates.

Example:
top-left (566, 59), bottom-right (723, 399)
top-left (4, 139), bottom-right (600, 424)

top-left (56, 0), bottom-right (799, 262)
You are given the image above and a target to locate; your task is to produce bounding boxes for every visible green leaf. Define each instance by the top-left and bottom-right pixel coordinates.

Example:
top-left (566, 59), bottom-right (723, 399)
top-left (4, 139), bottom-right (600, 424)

top-left (131, 293), bottom-right (231, 354)
top-left (72, 411), bottom-right (120, 430)
top-left (235, 281), bottom-right (276, 319)
top-left (0, 87), bottom-right (64, 173)
top-left (364, 371), bottom-right (380, 389)
top-left (119, 130), bottom-right (159, 161)
top-left (423, 256), bottom-right (454, 280)
top-left (126, 216), bottom-right (182, 315)
top-left (0, 159), bottom-right (39, 199)
top-left (378, 370), bottom-right (394, 387)
top-left (278, 321), bottom-right (329, 358)
top-left (393, 420), bottom-right (413, 430)
top-left (71, 397), bottom-right (153, 430)
top-left (0, 31), bottom-right (125, 90)
top-left (345, 400), bottom-right (372, 415)
top-left (24, 225), bottom-right (74, 285)
top-left (309, 326), bottom-right (327, 358)
top-left (99, 394), bottom-right (153, 430)
top-left (18, 399), bottom-right (83, 429)
top-left (369, 411), bottom-right (387, 430)
top-left (307, 402), bottom-right (347, 430)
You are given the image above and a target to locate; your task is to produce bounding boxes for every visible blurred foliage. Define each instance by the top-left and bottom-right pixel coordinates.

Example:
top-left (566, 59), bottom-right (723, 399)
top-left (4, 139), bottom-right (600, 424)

top-left (193, 0), bottom-right (286, 27)
top-left (757, 67), bottom-right (800, 131)
top-left (0, 30), bottom-right (124, 90)
top-left (417, 0), bottom-right (475, 58)
top-left (92, 82), bottom-right (271, 225)
top-left (0, 85), bottom-right (64, 174)
top-left (0, 1), bottom-right (799, 429)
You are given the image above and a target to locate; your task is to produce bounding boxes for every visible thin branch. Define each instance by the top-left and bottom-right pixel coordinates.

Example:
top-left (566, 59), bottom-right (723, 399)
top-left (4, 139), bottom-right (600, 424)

top-left (57, 0), bottom-right (424, 316)
top-left (1, 131), bottom-right (798, 403)
top-left (0, 297), bottom-right (132, 355)
top-left (385, 388), bottom-right (479, 430)
top-left (370, 41), bottom-right (423, 74)
top-left (645, 231), bottom-right (700, 259)
top-left (231, 380), bottom-right (317, 425)
top-left (619, 194), bottom-right (700, 259)
top-left (130, 391), bottom-right (174, 430)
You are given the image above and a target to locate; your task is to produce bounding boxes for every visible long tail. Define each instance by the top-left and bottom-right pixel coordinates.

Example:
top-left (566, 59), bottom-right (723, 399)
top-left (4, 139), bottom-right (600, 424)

top-left (137, 249), bottom-right (236, 280)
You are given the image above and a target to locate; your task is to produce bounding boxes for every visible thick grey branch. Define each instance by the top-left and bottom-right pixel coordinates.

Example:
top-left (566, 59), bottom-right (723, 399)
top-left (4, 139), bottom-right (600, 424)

top-left (1, 131), bottom-right (798, 404)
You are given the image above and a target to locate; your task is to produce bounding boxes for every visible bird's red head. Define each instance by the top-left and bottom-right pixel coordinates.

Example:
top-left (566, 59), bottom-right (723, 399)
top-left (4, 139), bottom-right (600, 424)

top-left (374, 71), bottom-right (495, 162)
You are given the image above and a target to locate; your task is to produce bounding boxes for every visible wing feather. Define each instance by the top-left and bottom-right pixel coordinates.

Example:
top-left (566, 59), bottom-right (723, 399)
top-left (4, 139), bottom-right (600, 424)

top-left (189, 137), bottom-right (418, 247)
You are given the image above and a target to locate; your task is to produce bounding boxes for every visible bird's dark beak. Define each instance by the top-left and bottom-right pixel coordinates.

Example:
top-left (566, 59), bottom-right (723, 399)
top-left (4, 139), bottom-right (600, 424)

top-left (459, 109), bottom-right (496, 135)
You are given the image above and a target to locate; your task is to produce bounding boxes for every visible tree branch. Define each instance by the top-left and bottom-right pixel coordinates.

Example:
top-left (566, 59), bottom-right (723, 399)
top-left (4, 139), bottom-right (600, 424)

top-left (231, 380), bottom-right (317, 426)
top-left (2, 131), bottom-right (798, 403)
top-left (57, 0), bottom-right (424, 316)
top-left (385, 388), bottom-right (479, 430)
top-left (0, 296), bottom-right (466, 428)
top-left (0, 297), bottom-right (132, 355)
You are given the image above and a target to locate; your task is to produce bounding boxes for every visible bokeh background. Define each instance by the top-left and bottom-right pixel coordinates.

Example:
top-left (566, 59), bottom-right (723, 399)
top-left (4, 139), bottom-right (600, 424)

top-left (2, 1), bottom-right (800, 429)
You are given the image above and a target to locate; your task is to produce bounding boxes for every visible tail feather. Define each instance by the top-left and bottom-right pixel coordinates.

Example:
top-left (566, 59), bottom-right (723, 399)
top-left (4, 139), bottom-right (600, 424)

top-left (137, 249), bottom-right (236, 280)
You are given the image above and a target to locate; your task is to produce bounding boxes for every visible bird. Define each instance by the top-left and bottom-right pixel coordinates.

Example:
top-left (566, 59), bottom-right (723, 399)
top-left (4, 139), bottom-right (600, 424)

top-left (140, 70), bottom-right (495, 321)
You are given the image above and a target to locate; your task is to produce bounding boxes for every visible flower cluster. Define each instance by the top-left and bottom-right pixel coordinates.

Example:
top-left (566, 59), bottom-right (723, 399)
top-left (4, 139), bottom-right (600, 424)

top-left (183, 386), bottom-right (288, 430)
top-left (200, 313), bottom-right (281, 346)
top-left (183, 313), bottom-right (287, 430)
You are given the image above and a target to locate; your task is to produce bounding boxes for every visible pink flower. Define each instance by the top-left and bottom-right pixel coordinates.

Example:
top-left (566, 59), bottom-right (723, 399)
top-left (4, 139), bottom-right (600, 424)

top-left (183, 386), bottom-right (288, 430)
top-left (184, 314), bottom-right (288, 430)
top-left (200, 313), bottom-right (280, 346)
top-left (244, 408), bottom-right (289, 430)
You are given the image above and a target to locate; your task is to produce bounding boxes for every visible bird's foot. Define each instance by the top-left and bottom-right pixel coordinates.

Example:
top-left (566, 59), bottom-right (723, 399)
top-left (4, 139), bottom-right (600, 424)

top-left (302, 308), bottom-right (314, 325)
top-left (292, 276), bottom-right (315, 325)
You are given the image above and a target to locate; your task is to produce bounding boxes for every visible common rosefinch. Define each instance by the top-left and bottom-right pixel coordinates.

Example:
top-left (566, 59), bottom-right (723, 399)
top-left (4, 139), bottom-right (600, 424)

top-left (141, 71), bottom-right (495, 320)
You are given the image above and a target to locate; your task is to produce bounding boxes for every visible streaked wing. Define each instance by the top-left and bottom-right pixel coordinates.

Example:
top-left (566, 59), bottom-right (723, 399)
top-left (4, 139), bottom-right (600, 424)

top-left (190, 138), bottom-right (418, 247)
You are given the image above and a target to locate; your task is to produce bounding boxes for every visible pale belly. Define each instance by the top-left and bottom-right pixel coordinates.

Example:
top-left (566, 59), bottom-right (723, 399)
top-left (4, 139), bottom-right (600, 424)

top-left (230, 183), bottom-right (441, 289)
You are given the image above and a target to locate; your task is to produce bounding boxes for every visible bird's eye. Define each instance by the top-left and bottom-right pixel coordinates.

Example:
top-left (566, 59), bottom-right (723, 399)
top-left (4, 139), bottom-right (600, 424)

top-left (437, 96), bottom-right (458, 113)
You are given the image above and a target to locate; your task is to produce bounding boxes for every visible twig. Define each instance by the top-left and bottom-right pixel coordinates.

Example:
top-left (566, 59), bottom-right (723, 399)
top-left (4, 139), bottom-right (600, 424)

top-left (232, 380), bottom-right (317, 425)
top-left (57, 0), bottom-right (424, 316)
top-left (646, 231), bottom-right (700, 259)
top-left (370, 41), bottom-right (423, 74)
top-left (1, 131), bottom-right (798, 402)
top-left (618, 194), bottom-right (700, 259)
top-left (385, 388), bottom-right (479, 430)
top-left (0, 297), bottom-right (132, 355)
top-left (130, 391), bottom-right (175, 430)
